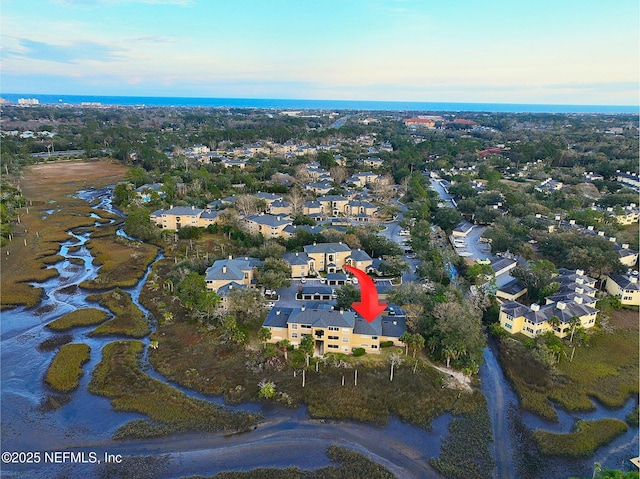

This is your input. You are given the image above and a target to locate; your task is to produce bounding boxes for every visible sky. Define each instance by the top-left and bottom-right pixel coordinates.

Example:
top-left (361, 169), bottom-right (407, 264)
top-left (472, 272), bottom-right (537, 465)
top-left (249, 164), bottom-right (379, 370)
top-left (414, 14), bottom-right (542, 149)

top-left (1, 0), bottom-right (639, 105)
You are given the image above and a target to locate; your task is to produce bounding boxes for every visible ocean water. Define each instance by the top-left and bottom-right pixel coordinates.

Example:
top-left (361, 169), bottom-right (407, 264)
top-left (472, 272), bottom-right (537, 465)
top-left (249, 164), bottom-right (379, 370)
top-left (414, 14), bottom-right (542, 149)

top-left (1, 93), bottom-right (638, 114)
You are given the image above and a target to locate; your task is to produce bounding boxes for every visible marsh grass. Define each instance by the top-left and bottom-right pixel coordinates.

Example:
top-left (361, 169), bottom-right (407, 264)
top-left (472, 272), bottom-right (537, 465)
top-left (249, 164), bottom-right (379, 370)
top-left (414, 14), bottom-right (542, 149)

top-left (532, 419), bottom-right (628, 457)
top-left (88, 340), bottom-right (261, 437)
top-left (498, 323), bottom-right (639, 421)
top-left (1, 161), bottom-right (128, 309)
top-left (45, 343), bottom-right (91, 393)
top-left (80, 225), bottom-right (158, 290)
top-left (185, 445), bottom-right (396, 479)
top-left (47, 308), bottom-right (109, 331)
top-left (429, 392), bottom-right (495, 479)
top-left (87, 289), bottom-right (150, 338)
top-left (149, 321), bottom-right (470, 430)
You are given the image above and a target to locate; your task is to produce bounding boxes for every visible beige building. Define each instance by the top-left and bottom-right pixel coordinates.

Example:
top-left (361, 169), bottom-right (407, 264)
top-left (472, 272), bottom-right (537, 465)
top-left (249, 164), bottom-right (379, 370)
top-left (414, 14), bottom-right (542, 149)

top-left (605, 272), bottom-right (640, 306)
top-left (243, 214), bottom-right (292, 238)
top-left (263, 305), bottom-right (406, 355)
top-left (150, 206), bottom-right (220, 230)
top-left (317, 195), bottom-right (349, 217)
top-left (204, 256), bottom-right (262, 292)
top-left (499, 269), bottom-right (599, 339)
top-left (303, 242), bottom-right (352, 274)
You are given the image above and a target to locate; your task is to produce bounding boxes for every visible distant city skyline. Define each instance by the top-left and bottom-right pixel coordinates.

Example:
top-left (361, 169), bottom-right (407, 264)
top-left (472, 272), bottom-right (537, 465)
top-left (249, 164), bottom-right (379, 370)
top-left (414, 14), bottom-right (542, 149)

top-left (1, 0), bottom-right (638, 106)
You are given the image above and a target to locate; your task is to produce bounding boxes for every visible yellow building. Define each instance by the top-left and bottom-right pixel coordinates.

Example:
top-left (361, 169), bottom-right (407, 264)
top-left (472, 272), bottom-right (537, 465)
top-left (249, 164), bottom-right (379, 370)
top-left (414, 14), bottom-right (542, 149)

top-left (151, 206), bottom-right (220, 230)
top-left (303, 242), bottom-right (352, 274)
top-left (243, 214), bottom-right (292, 238)
top-left (499, 269), bottom-right (599, 338)
top-left (204, 256), bottom-right (262, 292)
top-left (605, 272), bottom-right (640, 306)
top-left (263, 305), bottom-right (406, 355)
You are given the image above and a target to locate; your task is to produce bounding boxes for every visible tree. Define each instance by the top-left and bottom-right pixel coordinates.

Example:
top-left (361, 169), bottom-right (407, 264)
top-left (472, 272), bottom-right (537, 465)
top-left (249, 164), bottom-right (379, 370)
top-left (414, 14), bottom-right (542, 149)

top-left (511, 260), bottom-right (558, 302)
top-left (258, 327), bottom-right (272, 349)
top-left (432, 207), bottom-right (463, 233)
top-left (410, 333), bottom-right (425, 358)
top-left (177, 272), bottom-right (221, 318)
top-left (124, 207), bottom-right (159, 241)
top-left (389, 353), bottom-right (403, 381)
top-left (465, 263), bottom-right (494, 285)
top-left (299, 334), bottom-right (314, 367)
top-left (258, 379), bottom-right (276, 399)
top-left (276, 339), bottom-right (291, 360)
top-left (258, 257), bottom-right (292, 291)
top-left (568, 316), bottom-right (582, 343)
top-left (442, 345), bottom-right (456, 368)
top-left (219, 316), bottom-right (247, 345)
top-left (380, 255), bottom-right (410, 278)
top-left (399, 332), bottom-right (412, 355)
top-left (228, 289), bottom-right (265, 326)
top-left (401, 302), bottom-right (424, 334)
top-left (335, 283), bottom-right (361, 311)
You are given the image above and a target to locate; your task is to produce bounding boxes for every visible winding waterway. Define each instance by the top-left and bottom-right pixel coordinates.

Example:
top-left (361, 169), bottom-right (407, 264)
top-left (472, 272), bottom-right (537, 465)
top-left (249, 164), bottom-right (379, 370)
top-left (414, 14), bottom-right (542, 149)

top-left (1, 186), bottom-right (637, 479)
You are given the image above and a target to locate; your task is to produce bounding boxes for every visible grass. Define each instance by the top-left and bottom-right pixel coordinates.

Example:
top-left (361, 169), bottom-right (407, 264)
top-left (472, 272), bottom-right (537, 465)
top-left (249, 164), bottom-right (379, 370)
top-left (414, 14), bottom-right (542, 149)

top-left (1, 161), bottom-right (128, 309)
top-left (79, 225), bottom-right (158, 290)
top-left (87, 289), bottom-right (150, 338)
top-left (44, 343), bottom-right (91, 393)
top-left (429, 392), bottom-right (495, 479)
top-left (46, 308), bottom-right (109, 331)
top-left (88, 340), bottom-right (261, 437)
top-left (532, 419), bottom-right (628, 457)
top-left (147, 320), bottom-right (475, 431)
top-left (181, 445), bottom-right (396, 479)
top-left (497, 316), bottom-right (639, 421)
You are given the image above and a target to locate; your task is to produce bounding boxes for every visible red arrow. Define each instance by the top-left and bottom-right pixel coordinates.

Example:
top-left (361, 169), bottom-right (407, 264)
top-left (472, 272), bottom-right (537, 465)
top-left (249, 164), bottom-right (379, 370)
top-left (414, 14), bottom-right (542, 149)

top-left (343, 265), bottom-right (387, 322)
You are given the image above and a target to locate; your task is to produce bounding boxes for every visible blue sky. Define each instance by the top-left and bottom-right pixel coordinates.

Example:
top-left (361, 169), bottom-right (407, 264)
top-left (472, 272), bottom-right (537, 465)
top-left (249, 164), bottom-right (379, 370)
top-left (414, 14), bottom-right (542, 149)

top-left (1, 0), bottom-right (638, 105)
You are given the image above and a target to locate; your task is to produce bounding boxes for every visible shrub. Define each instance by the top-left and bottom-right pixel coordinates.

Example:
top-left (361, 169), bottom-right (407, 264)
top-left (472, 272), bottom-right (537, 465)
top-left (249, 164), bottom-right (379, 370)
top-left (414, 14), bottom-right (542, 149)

top-left (352, 348), bottom-right (366, 357)
top-left (380, 341), bottom-right (394, 348)
top-left (45, 343), bottom-right (91, 393)
top-left (533, 419), bottom-right (628, 457)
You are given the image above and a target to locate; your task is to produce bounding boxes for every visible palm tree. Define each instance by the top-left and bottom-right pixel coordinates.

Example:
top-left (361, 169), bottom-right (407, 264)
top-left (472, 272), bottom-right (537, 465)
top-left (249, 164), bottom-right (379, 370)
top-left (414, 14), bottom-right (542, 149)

top-left (410, 334), bottom-right (425, 359)
top-left (569, 316), bottom-right (582, 343)
top-left (547, 315), bottom-right (561, 334)
top-left (442, 345), bottom-right (456, 369)
top-left (276, 339), bottom-right (291, 360)
top-left (399, 332), bottom-right (412, 355)
top-left (258, 327), bottom-right (271, 350)
top-left (300, 334), bottom-right (314, 368)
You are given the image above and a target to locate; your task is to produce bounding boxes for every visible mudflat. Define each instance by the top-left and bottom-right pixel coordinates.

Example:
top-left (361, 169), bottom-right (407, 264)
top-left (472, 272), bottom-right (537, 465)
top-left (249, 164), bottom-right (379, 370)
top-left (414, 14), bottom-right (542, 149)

top-left (1, 160), bottom-right (128, 309)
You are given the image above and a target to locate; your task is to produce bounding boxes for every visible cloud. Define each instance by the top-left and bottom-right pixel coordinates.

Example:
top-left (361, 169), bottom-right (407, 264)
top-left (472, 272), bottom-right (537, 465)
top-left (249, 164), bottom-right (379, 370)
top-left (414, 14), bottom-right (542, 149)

top-left (7, 38), bottom-right (125, 63)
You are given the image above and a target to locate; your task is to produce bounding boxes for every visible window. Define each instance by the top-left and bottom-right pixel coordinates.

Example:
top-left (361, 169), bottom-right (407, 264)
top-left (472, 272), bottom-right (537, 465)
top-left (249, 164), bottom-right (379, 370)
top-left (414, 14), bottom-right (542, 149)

top-left (505, 323), bottom-right (512, 330)
top-left (371, 345), bottom-right (378, 349)
top-left (361, 344), bottom-right (368, 348)
top-left (328, 345), bottom-right (339, 349)
top-left (342, 328), bottom-right (350, 333)
top-left (343, 337), bottom-right (349, 342)
top-left (328, 326), bottom-right (339, 331)
top-left (301, 325), bottom-right (311, 329)
top-left (328, 335), bottom-right (339, 340)
top-left (372, 336), bottom-right (378, 340)
top-left (291, 324), bottom-right (298, 330)
top-left (291, 333), bottom-right (298, 338)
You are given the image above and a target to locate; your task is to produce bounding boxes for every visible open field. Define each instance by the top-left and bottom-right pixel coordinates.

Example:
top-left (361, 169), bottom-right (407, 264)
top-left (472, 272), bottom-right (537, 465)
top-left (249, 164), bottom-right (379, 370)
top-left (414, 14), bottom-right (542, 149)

top-left (499, 312), bottom-right (639, 421)
top-left (46, 308), bottom-right (109, 331)
top-left (1, 160), bottom-right (128, 309)
top-left (44, 343), bottom-right (91, 393)
top-left (88, 340), bottom-right (261, 436)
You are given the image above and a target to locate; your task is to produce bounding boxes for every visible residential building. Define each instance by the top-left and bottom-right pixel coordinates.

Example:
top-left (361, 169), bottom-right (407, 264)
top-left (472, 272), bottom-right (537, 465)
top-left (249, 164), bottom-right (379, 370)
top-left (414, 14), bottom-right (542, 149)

top-left (150, 206), bottom-right (221, 230)
top-left (303, 242), bottom-right (352, 273)
top-left (345, 249), bottom-right (373, 271)
top-left (268, 199), bottom-right (292, 216)
top-left (317, 195), bottom-right (349, 217)
top-left (135, 183), bottom-right (164, 202)
top-left (616, 171), bottom-right (640, 192)
top-left (283, 252), bottom-right (314, 278)
top-left (535, 178), bottom-right (564, 194)
top-left (204, 256), bottom-right (263, 293)
top-left (243, 213), bottom-right (292, 238)
top-left (263, 304), bottom-right (406, 355)
top-left (605, 272), bottom-right (640, 306)
top-left (499, 269), bottom-right (599, 338)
